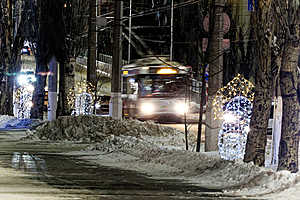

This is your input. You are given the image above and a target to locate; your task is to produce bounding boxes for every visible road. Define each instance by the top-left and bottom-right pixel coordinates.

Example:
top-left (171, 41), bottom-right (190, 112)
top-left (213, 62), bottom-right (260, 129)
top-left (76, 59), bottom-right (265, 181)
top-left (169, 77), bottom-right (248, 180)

top-left (0, 129), bottom-right (263, 200)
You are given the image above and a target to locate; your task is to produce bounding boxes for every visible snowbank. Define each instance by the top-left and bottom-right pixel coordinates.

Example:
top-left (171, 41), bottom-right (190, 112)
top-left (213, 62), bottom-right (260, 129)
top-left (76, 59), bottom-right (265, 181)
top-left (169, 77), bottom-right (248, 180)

top-left (24, 115), bottom-right (300, 198)
top-left (0, 115), bottom-right (42, 130)
top-left (0, 115), bottom-right (15, 128)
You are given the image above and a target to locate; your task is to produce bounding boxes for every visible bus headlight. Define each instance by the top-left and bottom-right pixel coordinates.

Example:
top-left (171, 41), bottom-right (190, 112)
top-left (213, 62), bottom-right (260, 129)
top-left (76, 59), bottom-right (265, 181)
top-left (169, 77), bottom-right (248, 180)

top-left (175, 102), bottom-right (189, 115)
top-left (140, 102), bottom-right (155, 114)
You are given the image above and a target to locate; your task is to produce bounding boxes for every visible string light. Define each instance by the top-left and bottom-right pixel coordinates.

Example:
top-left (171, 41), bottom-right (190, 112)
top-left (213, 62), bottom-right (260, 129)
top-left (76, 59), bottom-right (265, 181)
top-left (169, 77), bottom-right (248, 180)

top-left (218, 96), bottom-right (253, 161)
top-left (67, 80), bottom-right (95, 115)
top-left (14, 85), bottom-right (34, 119)
top-left (213, 73), bottom-right (255, 120)
top-left (212, 74), bottom-right (254, 160)
top-left (213, 74), bottom-right (255, 161)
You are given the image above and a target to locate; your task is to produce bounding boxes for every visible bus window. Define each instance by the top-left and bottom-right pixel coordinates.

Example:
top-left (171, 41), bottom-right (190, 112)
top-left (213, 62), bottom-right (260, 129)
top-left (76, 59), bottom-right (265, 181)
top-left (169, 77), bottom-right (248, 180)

top-left (123, 77), bottom-right (138, 95)
top-left (137, 74), bottom-right (186, 97)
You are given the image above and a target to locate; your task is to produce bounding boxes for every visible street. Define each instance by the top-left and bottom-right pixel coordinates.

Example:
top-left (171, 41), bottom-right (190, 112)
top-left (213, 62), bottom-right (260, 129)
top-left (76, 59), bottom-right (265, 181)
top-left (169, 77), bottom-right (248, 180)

top-left (0, 129), bottom-right (263, 200)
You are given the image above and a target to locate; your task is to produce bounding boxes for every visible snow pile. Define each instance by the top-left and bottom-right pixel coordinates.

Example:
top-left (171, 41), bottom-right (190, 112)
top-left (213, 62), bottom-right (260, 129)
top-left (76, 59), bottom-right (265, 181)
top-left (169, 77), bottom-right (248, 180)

top-left (0, 115), bottom-right (15, 128)
top-left (4, 118), bottom-right (42, 129)
top-left (25, 115), bottom-right (194, 143)
top-left (25, 115), bottom-right (300, 198)
top-left (0, 115), bottom-right (42, 130)
top-left (226, 169), bottom-right (298, 196)
top-left (86, 135), bottom-right (298, 196)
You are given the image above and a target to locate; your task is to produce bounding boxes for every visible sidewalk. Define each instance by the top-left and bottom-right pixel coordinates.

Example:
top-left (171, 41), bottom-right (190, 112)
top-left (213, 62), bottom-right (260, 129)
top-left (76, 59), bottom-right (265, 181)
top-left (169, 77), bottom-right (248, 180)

top-left (0, 165), bottom-right (69, 200)
top-left (0, 130), bottom-right (80, 200)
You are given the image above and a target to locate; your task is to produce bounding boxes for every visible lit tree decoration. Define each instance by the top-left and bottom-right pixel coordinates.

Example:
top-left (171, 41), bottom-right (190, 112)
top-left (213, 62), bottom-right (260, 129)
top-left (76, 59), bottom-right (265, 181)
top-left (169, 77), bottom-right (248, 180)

top-left (213, 73), bottom-right (255, 120)
top-left (14, 84), bottom-right (34, 119)
top-left (67, 80), bottom-right (95, 115)
top-left (218, 96), bottom-right (253, 160)
top-left (75, 92), bottom-right (93, 115)
top-left (213, 74), bottom-right (255, 161)
top-left (14, 72), bottom-right (36, 119)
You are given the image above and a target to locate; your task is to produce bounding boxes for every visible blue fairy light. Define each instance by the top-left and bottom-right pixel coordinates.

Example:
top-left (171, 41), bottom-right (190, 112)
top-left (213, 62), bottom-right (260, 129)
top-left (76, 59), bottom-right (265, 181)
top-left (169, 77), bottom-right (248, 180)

top-left (218, 96), bottom-right (253, 161)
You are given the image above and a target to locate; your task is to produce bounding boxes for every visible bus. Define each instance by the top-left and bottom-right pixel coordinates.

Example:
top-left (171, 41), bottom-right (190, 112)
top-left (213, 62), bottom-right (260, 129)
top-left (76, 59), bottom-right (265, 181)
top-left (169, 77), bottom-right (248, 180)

top-left (122, 56), bottom-right (200, 123)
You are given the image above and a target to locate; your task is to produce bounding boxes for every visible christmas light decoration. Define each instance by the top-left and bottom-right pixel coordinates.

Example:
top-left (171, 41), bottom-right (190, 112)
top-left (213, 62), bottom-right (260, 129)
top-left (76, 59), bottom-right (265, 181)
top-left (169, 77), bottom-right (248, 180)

top-left (218, 96), bottom-right (253, 161)
top-left (214, 74), bottom-right (255, 161)
top-left (14, 84), bottom-right (34, 119)
top-left (75, 92), bottom-right (93, 115)
top-left (67, 80), bottom-right (95, 115)
top-left (213, 73), bottom-right (255, 120)
top-left (14, 72), bottom-right (36, 119)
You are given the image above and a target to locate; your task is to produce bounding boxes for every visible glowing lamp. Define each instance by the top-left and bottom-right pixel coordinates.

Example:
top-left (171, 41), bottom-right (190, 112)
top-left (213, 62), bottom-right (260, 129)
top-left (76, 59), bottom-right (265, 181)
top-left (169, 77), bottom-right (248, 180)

top-left (17, 74), bottom-right (28, 85)
top-left (157, 68), bottom-right (177, 74)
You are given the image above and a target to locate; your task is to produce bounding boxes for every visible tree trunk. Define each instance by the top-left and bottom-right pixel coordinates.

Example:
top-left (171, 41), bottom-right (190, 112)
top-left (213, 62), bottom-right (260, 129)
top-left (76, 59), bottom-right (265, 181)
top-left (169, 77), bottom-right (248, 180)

top-left (0, 0), bottom-right (18, 116)
top-left (30, 61), bottom-right (47, 119)
top-left (277, 45), bottom-right (300, 173)
top-left (0, 76), bottom-right (14, 115)
top-left (205, 0), bottom-right (225, 152)
top-left (244, 0), bottom-right (274, 166)
top-left (57, 58), bottom-right (75, 116)
top-left (244, 67), bottom-right (273, 166)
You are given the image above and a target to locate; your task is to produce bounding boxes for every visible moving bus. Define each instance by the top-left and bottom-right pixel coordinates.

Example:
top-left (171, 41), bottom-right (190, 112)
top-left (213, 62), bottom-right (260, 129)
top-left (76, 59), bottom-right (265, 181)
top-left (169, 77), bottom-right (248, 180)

top-left (122, 56), bottom-right (200, 122)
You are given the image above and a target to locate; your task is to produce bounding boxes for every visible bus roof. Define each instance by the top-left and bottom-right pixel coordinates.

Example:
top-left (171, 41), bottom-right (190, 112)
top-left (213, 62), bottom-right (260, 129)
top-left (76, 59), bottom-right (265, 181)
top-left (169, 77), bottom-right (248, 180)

top-left (122, 56), bottom-right (191, 76)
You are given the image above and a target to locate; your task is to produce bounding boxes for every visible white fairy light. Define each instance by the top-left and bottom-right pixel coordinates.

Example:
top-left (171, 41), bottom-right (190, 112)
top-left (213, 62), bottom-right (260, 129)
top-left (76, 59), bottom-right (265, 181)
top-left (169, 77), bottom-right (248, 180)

top-left (75, 92), bottom-right (93, 115)
top-left (218, 96), bottom-right (253, 161)
top-left (14, 84), bottom-right (34, 119)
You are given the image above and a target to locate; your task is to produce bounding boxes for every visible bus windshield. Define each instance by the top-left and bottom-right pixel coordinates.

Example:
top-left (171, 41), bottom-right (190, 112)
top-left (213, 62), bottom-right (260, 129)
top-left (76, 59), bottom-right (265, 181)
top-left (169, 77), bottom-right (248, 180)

top-left (137, 74), bottom-right (186, 98)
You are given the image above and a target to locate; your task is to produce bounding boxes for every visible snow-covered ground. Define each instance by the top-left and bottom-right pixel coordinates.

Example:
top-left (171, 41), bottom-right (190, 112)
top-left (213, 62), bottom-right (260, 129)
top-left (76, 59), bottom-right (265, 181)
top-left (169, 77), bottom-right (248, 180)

top-left (0, 115), bottom-right (15, 128)
top-left (0, 115), bottom-right (41, 129)
top-left (1, 115), bottom-right (300, 199)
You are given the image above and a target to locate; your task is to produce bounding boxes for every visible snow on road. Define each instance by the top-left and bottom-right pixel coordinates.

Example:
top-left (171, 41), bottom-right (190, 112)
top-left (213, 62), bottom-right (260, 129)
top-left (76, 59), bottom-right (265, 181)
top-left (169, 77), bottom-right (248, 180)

top-left (1, 115), bottom-right (300, 199)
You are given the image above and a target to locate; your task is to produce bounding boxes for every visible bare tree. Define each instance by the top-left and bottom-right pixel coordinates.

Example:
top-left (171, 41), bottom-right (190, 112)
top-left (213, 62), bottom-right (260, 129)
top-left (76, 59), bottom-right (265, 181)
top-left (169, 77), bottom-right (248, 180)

top-left (205, 0), bottom-right (225, 151)
top-left (57, 0), bottom-right (92, 117)
top-left (30, 0), bottom-right (67, 119)
top-left (272, 0), bottom-right (300, 172)
top-left (0, 0), bottom-right (26, 115)
top-left (244, 0), bottom-right (275, 166)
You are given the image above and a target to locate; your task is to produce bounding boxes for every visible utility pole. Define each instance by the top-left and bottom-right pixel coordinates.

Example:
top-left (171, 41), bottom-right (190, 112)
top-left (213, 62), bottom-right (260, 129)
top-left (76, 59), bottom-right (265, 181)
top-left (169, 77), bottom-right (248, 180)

top-left (128, 0), bottom-right (132, 63)
top-left (87, 0), bottom-right (97, 88)
top-left (96, 0), bottom-right (98, 60)
top-left (48, 56), bottom-right (58, 121)
top-left (205, 0), bottom-right (225, 151)
top-left (170, 0), bottom-right (174, 61)
top-left (110, 0), bottom-right (123, 120)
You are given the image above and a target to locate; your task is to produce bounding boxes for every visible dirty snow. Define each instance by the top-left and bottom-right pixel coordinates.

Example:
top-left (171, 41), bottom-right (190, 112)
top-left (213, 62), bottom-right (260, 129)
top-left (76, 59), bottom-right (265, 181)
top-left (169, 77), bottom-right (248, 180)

top-left (1, 115), bottom-right (300, 199)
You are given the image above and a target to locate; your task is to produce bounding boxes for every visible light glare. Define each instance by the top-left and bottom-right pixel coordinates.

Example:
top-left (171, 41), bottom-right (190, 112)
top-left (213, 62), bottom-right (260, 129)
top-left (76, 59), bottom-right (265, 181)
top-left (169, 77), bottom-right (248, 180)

top-left (140, 103), bottom-right (155, 114)
top-left (223, 112), bottom-right (237, 123)
top-left (175, 102), bottom-right (188, 115)
top-left (157, 68), bottom-right (177, 74)
top-left (27, 85), bottom-right (35, 92)
top-left (17, 74), bottom-right (28, 85)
